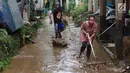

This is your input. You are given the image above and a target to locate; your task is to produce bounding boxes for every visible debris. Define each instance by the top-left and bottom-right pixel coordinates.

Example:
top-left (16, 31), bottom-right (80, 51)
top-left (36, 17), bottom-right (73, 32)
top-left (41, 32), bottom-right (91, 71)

top-left (86, 61), bottom-right (107, 66)
top-left (85, 71), bottom-right (87, 73)
top-left (52, 38), bottom-right (67, 46)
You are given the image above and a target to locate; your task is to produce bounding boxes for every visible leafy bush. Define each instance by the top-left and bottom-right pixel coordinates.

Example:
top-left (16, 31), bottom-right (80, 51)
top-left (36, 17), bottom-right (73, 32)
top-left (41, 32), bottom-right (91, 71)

top-left (32, 21), bottom-right (42, 30)
top-left (20, 23), bottom-right (36, 39)
top-left (70, 3), bottom-right (88, 27)
top-left (20, 20), bottom-right (43, 44)
top-left (81, 0), bottom-right (88, 3)
top-left (0, 57), bottom-right (12, 71)
top-left (68, 0), bottom-right (76, 11)
top-left (0, 29), bottom-right (20, 71)
top-left (71, 3), bottom-right (88, 20)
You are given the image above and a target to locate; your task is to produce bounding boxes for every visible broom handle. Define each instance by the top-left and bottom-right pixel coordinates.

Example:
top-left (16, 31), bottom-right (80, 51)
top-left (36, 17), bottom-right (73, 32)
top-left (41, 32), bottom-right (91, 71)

top-left (82, 30), bottom-right (96, 58)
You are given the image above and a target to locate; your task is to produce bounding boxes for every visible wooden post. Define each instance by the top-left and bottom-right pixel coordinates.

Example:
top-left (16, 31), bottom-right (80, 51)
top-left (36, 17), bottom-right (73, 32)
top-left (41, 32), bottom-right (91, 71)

top-left (126, 0), bottom-right (129, 13)
top-left (115, 0), bottom-right (123, 60)
top-left (99, 0), bottom-right (106, 40)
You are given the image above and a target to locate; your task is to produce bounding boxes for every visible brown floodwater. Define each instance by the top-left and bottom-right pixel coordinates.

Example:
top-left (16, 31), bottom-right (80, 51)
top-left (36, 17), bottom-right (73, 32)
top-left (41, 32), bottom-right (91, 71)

top-left (2, 16), bottom-right (123, 73)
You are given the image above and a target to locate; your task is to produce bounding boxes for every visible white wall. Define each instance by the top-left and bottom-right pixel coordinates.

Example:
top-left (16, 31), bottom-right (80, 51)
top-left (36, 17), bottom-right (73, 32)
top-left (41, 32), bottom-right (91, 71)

top-left (35, 0), bottom-right (44, 10)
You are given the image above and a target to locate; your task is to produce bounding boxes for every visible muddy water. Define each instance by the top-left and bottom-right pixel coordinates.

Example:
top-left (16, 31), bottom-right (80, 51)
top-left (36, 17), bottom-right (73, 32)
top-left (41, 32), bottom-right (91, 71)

top-left (2, 17), bottom-right (122, 73)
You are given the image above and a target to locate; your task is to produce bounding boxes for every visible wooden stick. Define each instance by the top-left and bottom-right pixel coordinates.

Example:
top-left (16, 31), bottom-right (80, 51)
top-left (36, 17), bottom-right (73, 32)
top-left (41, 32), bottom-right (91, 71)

top-left (82, 30), bottom-right (96, 58)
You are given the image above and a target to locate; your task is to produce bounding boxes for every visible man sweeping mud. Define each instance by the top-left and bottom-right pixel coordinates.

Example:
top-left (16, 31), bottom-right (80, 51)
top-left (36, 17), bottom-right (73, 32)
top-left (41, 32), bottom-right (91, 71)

top-left (79, 15), bottom-right (98, 60)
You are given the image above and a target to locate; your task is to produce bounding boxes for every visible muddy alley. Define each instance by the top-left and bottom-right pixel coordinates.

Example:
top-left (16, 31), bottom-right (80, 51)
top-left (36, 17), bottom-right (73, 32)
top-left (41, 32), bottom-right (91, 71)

top-left (2, 16), bottom-right (122, 73)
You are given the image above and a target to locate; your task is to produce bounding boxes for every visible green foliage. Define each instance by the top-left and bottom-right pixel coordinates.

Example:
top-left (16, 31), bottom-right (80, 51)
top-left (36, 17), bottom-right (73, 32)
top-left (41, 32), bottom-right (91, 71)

top-left (20, 23), bottom-right (36, 39)
top-left (32, 21), bottom-right (42, 30)
top-left (81, 0), bottom-right (88, 3)
top-left (71, 3), bottom-right (88, 19)
top-left (0, 29), bottom-right (20, 71)
top-left (20, 21), bottom-right (42, 43)
top-left (70, 3), bottom-right (88, 27)
top-left (0, 29), bottom-right (8, 40)
top-left (68, 0), bottom-right (76, 11)
top-left (0, 57), bottom-right (12, 71)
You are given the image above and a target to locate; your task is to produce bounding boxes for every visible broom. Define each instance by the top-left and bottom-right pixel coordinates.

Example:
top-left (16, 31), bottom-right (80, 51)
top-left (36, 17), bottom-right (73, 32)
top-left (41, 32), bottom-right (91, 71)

top-left (82, 30), bottom-right (109, 65)
top-left (82, 30), bottom-right (96, 59)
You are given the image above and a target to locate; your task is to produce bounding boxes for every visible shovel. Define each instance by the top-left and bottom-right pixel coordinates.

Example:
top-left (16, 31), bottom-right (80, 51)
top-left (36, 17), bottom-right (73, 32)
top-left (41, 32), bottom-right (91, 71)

top-left (82, 30), bottom-right (96, 59)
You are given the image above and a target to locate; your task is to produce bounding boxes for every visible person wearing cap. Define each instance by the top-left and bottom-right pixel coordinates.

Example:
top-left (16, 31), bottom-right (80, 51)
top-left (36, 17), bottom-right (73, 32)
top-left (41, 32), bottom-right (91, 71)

top-left (79, 15), bottom-right (98, 60)
top-left (52, 2), bottom-right (63, 38)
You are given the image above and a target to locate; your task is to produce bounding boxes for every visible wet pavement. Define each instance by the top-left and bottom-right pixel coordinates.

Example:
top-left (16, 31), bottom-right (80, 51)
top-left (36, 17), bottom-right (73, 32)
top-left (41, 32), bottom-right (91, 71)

top-left (2, 16), bottom-right (122, 73)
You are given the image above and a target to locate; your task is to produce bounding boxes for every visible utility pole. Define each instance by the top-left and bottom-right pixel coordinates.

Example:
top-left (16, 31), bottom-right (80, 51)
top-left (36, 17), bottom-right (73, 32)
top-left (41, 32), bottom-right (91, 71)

top-left (100, 0), bottom-right (106, 40)
top-left (115, 0), bottom-right (124, 60)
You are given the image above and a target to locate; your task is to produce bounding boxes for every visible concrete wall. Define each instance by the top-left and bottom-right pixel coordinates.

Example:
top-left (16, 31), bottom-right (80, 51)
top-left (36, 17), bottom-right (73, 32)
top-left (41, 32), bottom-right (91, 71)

top-left (88, 0), bottom-right (115, 13)
top-left (93, 0), bottom-right (99, 13)
top-left (88, 0), bottom-right (93, 12)
top-left (88, 0), bottom-right (99, 13)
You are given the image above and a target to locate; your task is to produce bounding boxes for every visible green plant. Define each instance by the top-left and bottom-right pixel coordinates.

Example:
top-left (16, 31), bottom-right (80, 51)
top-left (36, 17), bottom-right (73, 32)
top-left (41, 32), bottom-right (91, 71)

top-left (69, 0), bottom-right (76, 11)
top-left (32, 21), bottom-right (42, 30)
top-left (20, 21), bottom-right (42, 44)
top-left (20, 23), bottom-right (36, 39)
top-left (0, 29), bottom-right (20, 71)
top-left (69, 3), bottom-right (88, 27)
top-left (0, 57), bottom-right (12, 71)
top-left (71, 3), bottom-right (88, 19)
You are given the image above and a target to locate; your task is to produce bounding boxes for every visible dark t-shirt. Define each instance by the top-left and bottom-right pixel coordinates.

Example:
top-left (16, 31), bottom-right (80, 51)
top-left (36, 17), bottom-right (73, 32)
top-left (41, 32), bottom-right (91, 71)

top-left (53, 7), bottom-right (63, 24)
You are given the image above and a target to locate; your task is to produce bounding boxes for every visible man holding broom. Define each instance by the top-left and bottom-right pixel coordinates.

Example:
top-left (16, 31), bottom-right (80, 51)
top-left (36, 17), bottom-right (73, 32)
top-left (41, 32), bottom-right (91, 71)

top-left (79, 15), bottom-right (98, 60)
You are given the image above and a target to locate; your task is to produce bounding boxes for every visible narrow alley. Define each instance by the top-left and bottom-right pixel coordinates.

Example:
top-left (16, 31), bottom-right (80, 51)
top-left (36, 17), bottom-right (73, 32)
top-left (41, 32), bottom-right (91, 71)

top-left (2, 16), bottom-right (123, 73)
